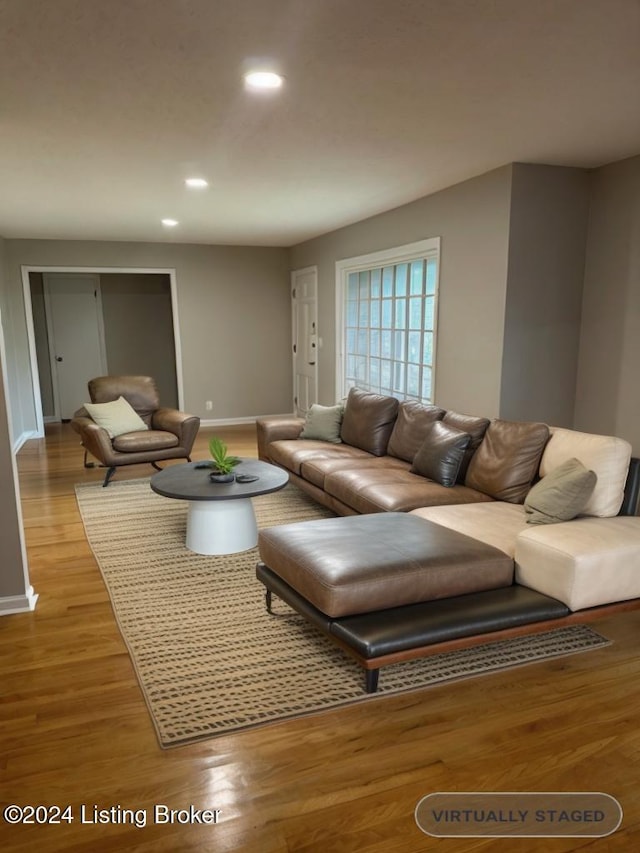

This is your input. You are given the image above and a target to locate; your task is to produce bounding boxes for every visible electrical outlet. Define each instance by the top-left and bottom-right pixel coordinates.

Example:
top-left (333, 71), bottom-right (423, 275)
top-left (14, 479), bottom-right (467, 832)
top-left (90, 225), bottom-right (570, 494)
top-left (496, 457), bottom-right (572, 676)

top-left (205, 400), bottom-right (213, 411)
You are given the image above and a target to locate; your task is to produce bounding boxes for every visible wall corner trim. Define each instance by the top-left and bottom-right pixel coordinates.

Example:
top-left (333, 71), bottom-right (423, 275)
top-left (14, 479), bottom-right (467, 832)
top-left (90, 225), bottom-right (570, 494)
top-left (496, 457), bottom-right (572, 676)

top-left (13, 430), bottom-right (38, 453)
top-left (0, 586), bottom-right (38, 616)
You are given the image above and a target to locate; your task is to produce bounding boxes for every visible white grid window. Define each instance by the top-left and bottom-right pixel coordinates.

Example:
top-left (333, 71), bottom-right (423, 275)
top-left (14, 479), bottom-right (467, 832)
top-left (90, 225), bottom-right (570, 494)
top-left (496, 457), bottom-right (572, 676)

top-left (336, 239), bottom-right (439, 402)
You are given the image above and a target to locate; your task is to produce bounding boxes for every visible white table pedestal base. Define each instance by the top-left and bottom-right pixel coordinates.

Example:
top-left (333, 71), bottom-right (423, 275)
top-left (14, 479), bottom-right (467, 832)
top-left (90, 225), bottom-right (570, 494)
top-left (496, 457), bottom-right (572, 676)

top-left (186, 498), bottom-right (258, 555)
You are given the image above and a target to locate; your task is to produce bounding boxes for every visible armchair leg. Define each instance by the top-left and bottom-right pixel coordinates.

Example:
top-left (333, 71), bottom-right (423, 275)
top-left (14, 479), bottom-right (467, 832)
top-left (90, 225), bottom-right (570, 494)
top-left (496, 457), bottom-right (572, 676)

top-left (83, 450), bottom-right (97, 469)
top-left (102, 467), bottom-right (117, 487)
top-left (151, 457), bottom-right (192, 473)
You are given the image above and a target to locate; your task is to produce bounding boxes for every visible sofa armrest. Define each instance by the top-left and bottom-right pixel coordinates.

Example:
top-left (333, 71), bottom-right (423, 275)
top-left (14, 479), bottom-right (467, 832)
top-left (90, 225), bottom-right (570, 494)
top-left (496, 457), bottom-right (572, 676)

top-left (256, 416), bottom-right (305, 461)
top-left (152, 408), bottom-right (200, 453)
top-left (70, 416), bottom-right (119, 466)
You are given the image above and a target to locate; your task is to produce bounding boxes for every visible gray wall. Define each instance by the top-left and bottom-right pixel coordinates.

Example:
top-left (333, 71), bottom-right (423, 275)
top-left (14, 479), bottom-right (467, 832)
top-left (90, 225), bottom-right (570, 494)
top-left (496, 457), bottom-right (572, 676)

top-left (499, 164), bottom-right (591, 425)
top-left (100, 273), bottom-right (178, 408)
top-left (290, 166), bottom-right (514, 417)
top-left (574, 154), bottom-right (640, 451)
top-left (5, 157), bottom-right (640, 458)
top-left (4, 240), bottom-right (292, 441)
top-left (0, 235), bottom-right (33, 603)
top-left (29, 272), bottom-right (55, 418)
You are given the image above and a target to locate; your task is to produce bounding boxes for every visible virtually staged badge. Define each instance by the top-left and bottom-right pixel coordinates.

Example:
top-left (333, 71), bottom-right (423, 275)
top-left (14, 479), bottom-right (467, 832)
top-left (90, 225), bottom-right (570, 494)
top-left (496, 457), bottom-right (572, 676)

top-left (415, 792), bottom-right (623, 838)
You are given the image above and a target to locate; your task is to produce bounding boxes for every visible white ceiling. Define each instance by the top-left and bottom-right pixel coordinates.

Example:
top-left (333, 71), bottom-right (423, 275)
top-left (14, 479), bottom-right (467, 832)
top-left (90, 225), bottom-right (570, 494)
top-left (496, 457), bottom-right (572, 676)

top-left (1, 0), bottom-right (639, 247)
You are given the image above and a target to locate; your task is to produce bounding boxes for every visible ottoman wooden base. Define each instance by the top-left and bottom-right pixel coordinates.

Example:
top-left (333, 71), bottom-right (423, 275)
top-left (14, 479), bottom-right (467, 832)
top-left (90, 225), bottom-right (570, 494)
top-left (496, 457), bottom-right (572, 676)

top-left (256, 564), bottom-right (569, 691)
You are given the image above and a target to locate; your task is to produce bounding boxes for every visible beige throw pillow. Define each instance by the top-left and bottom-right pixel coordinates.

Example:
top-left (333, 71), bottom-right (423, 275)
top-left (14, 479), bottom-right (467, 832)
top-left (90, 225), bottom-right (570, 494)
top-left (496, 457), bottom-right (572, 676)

top-left (524, 457), bottom-right (597, 525)
top-left (84, 396), bottom-right (149, 438)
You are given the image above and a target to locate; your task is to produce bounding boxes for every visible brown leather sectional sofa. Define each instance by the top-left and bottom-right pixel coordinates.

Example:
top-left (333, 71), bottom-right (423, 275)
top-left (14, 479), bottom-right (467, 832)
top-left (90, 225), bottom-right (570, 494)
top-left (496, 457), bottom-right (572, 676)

top-left (256, 388), bottom-right (640, 691)
top-left (257, 387), bottom-right (552, 516)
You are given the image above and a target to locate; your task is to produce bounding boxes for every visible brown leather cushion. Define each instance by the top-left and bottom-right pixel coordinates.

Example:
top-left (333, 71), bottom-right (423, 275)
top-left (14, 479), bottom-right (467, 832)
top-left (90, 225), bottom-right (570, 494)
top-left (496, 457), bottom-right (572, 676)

top-left (340, 388), bottom-right (399, 456)
top-left (465, 419), bottom-right (550, 503)
top-left (323, 466), bottom-right (494, 513)
top-left (88, 375), bottom-right (160, 426)
top-left (387, 401), bottom-right (446, 462)
top-left (300, 455), bottom-right (410, 489)
top-left (269, 440), bottom-right (371, 476)
top-left (258, 513), bottom-right (514, 617)
top-left (411, 420), bottom-right (471, 486)
top-left (112, 430), bottom-right (179, 452)
top-left (442, 410), bottom-right (491, 481)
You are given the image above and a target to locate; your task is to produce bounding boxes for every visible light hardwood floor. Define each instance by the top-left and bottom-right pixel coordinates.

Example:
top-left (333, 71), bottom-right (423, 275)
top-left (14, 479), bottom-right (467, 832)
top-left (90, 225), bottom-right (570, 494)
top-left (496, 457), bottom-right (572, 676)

top-left (3, 423), bottom-right (640, 852)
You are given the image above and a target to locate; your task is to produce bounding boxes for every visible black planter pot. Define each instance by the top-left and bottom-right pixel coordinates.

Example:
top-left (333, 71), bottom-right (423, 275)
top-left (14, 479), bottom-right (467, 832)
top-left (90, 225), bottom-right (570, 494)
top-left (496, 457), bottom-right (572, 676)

top-left (209, 471), bottom-right (235, 484)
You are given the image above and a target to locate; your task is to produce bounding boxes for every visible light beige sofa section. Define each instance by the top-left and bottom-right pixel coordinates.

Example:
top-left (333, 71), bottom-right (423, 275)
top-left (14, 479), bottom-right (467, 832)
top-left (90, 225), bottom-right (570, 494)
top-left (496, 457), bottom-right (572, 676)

top-left (516, 516), bottom-right (640, 610)
top-left (410, 502), bottom-right (527, 558)
top-left (539, 427), bottom-right (631, 517)
top-left (412, 427), bottom-right (639, 613)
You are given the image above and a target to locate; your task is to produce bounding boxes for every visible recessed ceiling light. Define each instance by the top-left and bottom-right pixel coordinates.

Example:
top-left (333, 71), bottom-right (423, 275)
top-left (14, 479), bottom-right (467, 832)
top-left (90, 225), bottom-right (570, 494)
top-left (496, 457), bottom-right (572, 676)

top-left (161, 218), bottom-right (179, 227)
top-left (185, 177), bottom-right (208, 189)
top-left (244, 71), bottom-right (284, 91)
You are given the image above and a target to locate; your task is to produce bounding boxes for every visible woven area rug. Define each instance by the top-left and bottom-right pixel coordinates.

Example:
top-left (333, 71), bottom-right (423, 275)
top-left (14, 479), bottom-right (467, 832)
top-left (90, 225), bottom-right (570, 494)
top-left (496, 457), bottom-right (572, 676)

top-left (75, 478), bottom-right (611, 748)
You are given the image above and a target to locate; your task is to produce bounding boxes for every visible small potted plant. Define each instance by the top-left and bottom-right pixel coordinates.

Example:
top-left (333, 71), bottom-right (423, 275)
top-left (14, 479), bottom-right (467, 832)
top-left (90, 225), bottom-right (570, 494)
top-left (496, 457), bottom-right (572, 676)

top-left (208, 436), bottom-right (242, 483)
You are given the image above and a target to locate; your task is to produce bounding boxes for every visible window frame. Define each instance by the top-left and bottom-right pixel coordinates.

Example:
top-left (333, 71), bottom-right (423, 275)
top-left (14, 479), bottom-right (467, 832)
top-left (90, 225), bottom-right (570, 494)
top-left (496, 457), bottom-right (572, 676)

top-left (335, 237), bottom-right (441, 402)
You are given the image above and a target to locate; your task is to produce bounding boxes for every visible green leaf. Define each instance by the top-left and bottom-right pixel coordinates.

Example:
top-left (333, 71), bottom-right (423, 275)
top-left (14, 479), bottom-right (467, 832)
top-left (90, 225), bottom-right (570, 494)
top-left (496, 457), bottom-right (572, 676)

top-left (208, 436), bottom-right (242, 474)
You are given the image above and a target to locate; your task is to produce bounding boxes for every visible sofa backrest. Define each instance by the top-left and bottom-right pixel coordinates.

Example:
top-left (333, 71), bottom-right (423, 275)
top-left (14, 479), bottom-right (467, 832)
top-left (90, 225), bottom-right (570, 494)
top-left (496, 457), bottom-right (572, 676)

top-left (336, 390), bottom-right (635, 515)
top-left (465, 419), bottom-right (550, 503)
top-left (540, 427), bottom-right (632, 517)
top-left (88, 375), bottom-right (160, 426)
top-left (441, 411), bottom-right (491, 482)
top-left (387, 401), bottom-right (445, 462)
top-left (340, 388), bottom-right (399, 456)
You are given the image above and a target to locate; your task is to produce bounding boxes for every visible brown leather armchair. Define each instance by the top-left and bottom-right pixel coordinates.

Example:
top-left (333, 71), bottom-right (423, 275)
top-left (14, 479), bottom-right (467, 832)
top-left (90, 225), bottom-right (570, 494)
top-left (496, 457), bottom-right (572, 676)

top-left (71, 375), bottom-right (200, 486)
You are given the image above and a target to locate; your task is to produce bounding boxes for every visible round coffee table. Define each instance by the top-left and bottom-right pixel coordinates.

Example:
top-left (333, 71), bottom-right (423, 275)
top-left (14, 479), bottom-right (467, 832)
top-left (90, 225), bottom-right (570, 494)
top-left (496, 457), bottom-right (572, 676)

top-left (150, 459), bottom-right (289, 555)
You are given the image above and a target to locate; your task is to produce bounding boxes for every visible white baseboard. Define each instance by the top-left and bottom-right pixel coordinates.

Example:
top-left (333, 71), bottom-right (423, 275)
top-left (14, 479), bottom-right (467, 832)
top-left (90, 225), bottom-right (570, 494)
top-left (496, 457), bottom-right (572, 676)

top-left (14, 418), bottom-right (296, 440)
top-left (199, 413), bottom-right (295, 428)
top-left (12, 430), bottom-right (39, 453)
top-left (0, 586), bottom-right (38, 616)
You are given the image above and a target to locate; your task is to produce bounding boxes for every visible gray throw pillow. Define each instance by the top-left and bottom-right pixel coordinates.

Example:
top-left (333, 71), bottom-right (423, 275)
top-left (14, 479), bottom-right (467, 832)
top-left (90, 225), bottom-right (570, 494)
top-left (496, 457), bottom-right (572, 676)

top-left (524, 457), bottom-right (597, 525)
top-left (411, 421), bottom-right (471, 487)
top-left (299, 403), bottom-right (344, 443)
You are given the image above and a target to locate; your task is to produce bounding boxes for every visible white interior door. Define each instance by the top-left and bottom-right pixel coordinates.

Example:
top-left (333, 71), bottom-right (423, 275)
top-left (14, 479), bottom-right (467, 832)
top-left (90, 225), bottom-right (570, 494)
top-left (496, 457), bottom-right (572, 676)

top-left (291, 267), bottom-right (318, 415)
top-left (44, 273), bottom-right (108, 420)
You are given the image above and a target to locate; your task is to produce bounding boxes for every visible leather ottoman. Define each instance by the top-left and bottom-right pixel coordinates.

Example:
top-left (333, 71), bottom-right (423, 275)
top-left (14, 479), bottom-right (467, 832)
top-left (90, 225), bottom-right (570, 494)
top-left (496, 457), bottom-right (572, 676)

top-left (257, 513), bottom-right (569, 691)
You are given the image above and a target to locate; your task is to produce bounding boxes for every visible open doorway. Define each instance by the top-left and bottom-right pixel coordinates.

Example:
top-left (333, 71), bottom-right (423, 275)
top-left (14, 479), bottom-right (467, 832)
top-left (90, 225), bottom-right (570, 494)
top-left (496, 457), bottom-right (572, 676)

top-left (22, 266), bottom-right (184, 435)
